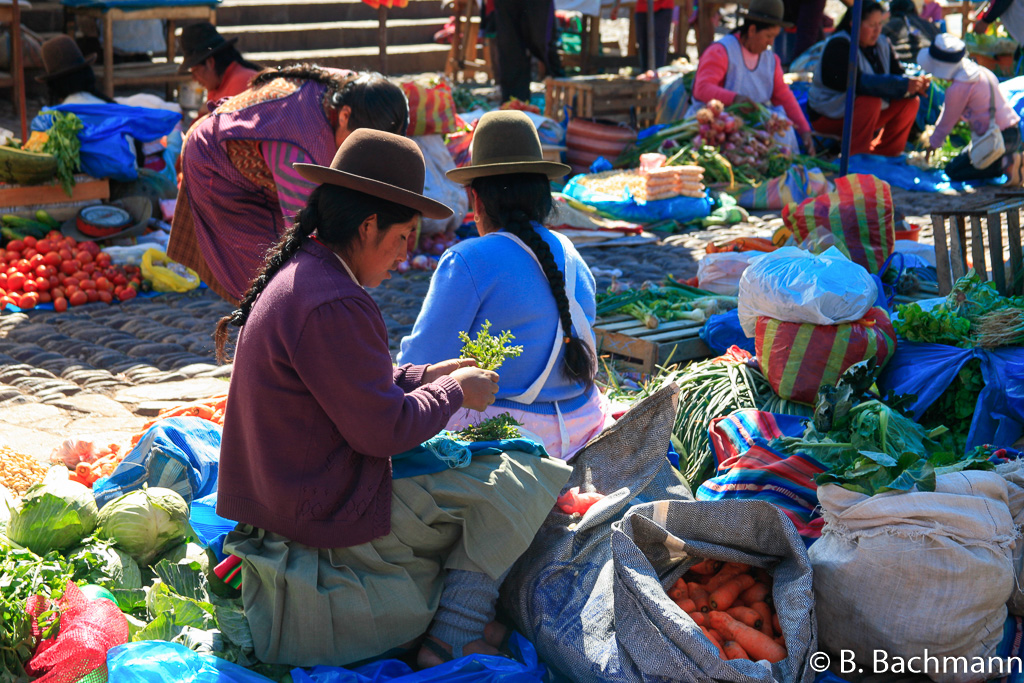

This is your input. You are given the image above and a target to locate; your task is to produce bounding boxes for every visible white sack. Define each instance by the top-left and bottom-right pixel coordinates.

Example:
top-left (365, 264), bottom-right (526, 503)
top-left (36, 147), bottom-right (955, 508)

top-left (697, 251), bottom-right (760, 296)
top-left (413, 134), bottom-right (468, 236)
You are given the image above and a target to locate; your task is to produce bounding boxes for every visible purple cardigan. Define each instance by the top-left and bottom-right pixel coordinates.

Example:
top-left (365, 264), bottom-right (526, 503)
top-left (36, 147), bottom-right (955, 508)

top-left (217, 240), bottom-right (464, 548)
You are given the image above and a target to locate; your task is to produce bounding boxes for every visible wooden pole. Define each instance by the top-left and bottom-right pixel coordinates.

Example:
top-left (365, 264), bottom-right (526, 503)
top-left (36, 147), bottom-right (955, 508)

top-left (11, 0), bottom-right (26, 141)
top-left (839, 0), bottom-right (862, 176)
top-left (646, 0), bottom-right (655, 71)
top-left (378, 5), bottom-right (388, 74)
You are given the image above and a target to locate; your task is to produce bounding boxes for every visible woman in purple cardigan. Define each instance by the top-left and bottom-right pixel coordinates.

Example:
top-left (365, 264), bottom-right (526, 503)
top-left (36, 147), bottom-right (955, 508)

top-left (213, 129), bottom-right (572, 669)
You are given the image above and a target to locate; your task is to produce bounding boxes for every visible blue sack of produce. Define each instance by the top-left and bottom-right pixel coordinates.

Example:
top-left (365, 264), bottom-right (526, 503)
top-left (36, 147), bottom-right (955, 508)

top-left (290, 632), bottom-right (545, 683)
top-left (94, 417), bottom-right (221, 509)
top-left (32, 103), bottom-right (181, 182)
top-left (107, 641), bottom-right (274, 683)
top-left (877, 342), bottom-right (1024, 452)
top-left (700, 310), bottom-right (756, 355)
top-left (562, 174), bottom-right (712, 224)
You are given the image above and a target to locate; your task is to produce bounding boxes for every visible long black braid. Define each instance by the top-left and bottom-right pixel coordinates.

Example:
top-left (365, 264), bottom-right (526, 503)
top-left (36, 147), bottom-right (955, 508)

top-left (250, 66), bottom-right (409, 135)
top-left (471, 173), bottom-right (595, 386)
top-left (214, 184), bottom-right (417, 363)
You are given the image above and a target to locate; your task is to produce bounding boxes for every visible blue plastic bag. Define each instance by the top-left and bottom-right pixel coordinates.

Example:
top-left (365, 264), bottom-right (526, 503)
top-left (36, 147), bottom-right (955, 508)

top-left (877, 342), bottom-right (1024, 451)
top-left (290, 633), bottom-right (546, 683)
top-left (699, 310), bottom-right (756, 355)
top-left (32, 103), bottom-right (180, 182)
top-left (189, 492), bottom-right (236, 560)
top-left (562, 174), bottom-right (712, 224)
top-left (846, 154), bottom-right (1003, 193)
top-left (107, 641), bottom-right (274, 683)
top-left (94, 417), bottom-right (221, 508)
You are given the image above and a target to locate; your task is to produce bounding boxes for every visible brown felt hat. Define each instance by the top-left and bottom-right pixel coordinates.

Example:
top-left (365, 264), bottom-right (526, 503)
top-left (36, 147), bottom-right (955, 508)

top-left (36, 35), bottom-right (96, 83)
top-left (177, 22), bottom-right (239, 74)
top-left (293, 129), bottom-right (453, 220)
top-left (740, 0), bottom-right (793, 27)
top-left (446, 110), bottom-right (571, 185)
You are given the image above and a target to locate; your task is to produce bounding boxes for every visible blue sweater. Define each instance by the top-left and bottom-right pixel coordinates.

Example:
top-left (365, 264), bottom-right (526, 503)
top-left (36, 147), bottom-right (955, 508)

top-left (398, 227), bottom-right (597, 414)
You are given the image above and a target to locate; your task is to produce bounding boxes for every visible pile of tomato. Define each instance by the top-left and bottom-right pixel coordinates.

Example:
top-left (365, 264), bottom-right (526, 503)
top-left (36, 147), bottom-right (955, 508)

top-left (0, 232), bottom-right (144, 311)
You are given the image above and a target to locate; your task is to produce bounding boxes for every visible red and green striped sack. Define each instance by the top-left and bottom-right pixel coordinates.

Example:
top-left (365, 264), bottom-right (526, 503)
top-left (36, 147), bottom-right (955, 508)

top-left (781, 174), bottom-right (895, 274)
top-left (401, 76), bottom-right (461, 137)
top-left (755, 307), bottom-right (897, 405)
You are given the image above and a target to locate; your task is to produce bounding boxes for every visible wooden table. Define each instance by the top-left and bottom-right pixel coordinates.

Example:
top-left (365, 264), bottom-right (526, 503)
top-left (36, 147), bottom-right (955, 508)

top-left (64, 2), bottom-right (216, 98)
top-left (0, 0), bottom-right (27, 141)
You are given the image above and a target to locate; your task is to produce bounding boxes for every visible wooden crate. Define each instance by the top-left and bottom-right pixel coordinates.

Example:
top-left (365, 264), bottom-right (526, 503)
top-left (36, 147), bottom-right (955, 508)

top-left (594, 314), bottom-right (711, 374)
top-left (544, 76), bottom-right (658, 129)
top-left (0, 175), bottom-right (110, 210)
top-left (931, 198), bottom-right (1024, 297)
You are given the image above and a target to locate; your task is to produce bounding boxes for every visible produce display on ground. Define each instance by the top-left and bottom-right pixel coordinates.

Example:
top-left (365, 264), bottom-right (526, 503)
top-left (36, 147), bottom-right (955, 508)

top-left (596, 279), bottom-right (736, 328)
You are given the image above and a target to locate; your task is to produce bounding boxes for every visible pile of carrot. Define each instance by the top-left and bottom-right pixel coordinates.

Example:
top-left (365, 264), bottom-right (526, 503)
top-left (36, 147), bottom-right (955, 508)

top-left (68, 445), bottom-right (125, 487)
top-left (705, 237), bottom-right (776, 254)
top-left (667, 560), bottom-right (787, 663)
top-left (131, 395), bottom-right (228, 446)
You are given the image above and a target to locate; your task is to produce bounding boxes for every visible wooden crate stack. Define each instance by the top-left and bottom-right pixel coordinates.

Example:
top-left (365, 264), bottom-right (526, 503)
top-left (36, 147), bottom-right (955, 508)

top-left (544, 76), bottom-right (658, 129)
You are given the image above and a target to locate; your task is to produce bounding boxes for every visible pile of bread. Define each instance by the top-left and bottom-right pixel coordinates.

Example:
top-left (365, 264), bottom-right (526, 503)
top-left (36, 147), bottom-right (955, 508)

top-left (575, 153), bottom-right (705, 202)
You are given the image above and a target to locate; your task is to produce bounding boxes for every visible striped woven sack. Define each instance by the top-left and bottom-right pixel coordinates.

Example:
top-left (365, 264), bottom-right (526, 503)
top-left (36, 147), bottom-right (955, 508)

top-left (401, 77), bottom-right (460, 137)
top-left (781, 173), bottom-right (895, 274)
top-left (697, 409), bottom-right (826, 546)
top-left (755, 306), bottom-right (897, 405)
top-left (736, 165), bottom-right (833, 211)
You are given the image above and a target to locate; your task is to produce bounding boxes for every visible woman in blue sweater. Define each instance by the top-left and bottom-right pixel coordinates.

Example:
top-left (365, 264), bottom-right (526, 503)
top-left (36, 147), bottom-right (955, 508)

top-left (399, 111), bottom-right (610, 460)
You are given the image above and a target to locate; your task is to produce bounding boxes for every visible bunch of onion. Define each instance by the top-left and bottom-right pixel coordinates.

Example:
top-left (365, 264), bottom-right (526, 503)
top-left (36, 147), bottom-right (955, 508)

top-left (976, 306), bottom-right (1024, 348)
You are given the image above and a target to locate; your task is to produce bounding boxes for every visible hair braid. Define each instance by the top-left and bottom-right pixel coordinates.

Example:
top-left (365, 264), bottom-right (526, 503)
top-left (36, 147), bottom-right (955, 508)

top-left (213, 186), bottom-right (322, 363)
top-left (473, 173), bottom-right (596, 386)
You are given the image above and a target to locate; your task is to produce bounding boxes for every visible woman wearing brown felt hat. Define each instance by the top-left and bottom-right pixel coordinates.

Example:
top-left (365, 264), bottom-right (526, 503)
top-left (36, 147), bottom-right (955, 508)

top-left (400, 110), bottom-right (613, 466)
top-left (213, 127), bottom-right (571, 670)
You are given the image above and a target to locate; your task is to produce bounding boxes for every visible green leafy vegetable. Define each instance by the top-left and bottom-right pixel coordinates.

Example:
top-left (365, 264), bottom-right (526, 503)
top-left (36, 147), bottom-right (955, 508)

top-left (458, 320), bottom-right (523, 371)
top-left (7, 478), bottom-right (98, 555)
top-left (98, 487), bottom-right (191, 567)
top-left (453, 413), bottom-right (523, 441)
top-left (41, 111), bottom-right (83, 197)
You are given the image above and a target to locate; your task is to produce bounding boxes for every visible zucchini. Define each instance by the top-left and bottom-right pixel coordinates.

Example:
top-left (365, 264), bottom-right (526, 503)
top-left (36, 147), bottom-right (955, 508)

top-left (35, 210), bottom-right (60, 229)
top-left (1, 215), bottom-right (51, 238)
top-left (1, 226), bottom-right (26, 243)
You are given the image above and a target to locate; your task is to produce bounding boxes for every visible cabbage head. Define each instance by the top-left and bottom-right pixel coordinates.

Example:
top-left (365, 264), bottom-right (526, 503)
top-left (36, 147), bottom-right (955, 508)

top-left (7, 479), bottom-right (98, 554)
top-left (66, 541), bottom-right (143, 590)
top-left (98, 487), bottom-right (190, 567)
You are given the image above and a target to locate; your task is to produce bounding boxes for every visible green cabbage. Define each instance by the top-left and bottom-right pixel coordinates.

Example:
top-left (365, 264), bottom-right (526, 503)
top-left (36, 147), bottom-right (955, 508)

top-left (98, 487), bottom-right (190, 566)
top-left (7, 479), bottom-right (98, 554)
top-left (66, 540), bottom-right (143, 590)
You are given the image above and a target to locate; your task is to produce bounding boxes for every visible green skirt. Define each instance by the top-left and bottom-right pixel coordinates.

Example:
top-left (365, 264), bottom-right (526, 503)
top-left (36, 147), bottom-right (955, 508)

top-left (223, 450), bottom-right (571, 667)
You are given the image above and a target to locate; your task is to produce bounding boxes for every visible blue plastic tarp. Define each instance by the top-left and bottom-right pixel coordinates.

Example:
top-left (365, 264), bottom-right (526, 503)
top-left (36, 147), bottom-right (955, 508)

top-left (107, 641), bottom-right (273, 683)
top-left (846, 154), bottom-right (1004, 193)
top-left (876, 342), bottom-right (1024, 451)
top-left (562, 175), bottom-right (712, 224)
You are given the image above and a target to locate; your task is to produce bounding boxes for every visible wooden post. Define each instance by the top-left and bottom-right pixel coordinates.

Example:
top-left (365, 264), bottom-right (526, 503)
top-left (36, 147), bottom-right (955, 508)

top-left (645, 0), bottom-right (655, 70)
top-left (11, 0), bottom-right (26, 141)
top-left (378, 5), bottom-right (388, 75)
top-left (165, 18), bottom-right (177, 100)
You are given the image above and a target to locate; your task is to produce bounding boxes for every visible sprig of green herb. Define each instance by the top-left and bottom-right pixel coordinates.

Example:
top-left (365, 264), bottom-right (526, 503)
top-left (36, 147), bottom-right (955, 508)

top-left (42, 111), bottom-right (83, 197)
top-left (453, 413), bottom-right (523, 441)
top-left (458, 320), bottom-right (523, 371)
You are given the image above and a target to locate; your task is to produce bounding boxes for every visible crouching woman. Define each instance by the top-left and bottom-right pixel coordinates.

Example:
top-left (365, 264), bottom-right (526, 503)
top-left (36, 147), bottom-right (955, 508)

top-left (213, 130), bottom-right (571, 668)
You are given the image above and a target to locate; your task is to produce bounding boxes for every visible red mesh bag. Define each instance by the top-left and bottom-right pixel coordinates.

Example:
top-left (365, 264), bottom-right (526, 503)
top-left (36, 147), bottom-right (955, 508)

top-left (24, 582), bottom-right (129, 683)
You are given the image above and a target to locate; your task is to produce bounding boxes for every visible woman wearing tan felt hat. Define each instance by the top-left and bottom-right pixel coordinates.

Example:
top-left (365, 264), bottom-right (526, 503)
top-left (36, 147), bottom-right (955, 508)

top-left (212, 126), bottom-right (571, 670)
top-left (401, 109), bottom-right (614, 466)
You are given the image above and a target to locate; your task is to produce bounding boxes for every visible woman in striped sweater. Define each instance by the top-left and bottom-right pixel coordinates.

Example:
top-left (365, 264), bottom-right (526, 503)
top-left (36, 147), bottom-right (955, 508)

top-left (169, 65), bottom-right (408, 303)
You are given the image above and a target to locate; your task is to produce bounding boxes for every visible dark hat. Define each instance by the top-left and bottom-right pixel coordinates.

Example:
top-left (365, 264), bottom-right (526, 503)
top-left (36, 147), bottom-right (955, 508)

top-left (446, 110), bottom-right (571, 185)
top-left (61, 197), bottom-right (153, 242)
top-left (740, 0), bottom-right (792, 27)
top-left (293, 130), bottom-right (453, 220)
top-left (36, 35), bottom-right (96, 83)
top-left (177, 22), bottom-right (238, 75)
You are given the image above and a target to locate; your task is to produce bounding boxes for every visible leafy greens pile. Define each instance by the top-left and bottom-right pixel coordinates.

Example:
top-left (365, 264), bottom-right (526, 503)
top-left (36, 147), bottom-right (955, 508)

top-left (452, 413), bottom-right (523, 441)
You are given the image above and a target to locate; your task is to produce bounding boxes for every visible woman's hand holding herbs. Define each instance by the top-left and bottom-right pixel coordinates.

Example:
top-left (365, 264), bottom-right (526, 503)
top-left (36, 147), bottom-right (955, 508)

top-left (451, 367), bottom-right (500, 411)
top-left (423, 358), bottom-right (479, 384)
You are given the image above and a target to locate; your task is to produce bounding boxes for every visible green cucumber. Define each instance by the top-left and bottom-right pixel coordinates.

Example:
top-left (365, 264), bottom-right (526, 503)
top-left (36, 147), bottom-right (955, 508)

top-left (34, 210), bottom-right (60, 229)
top-left (1, 226), bottom-right (27, 243)
top-left (1, 215), bottom-right (51, 238)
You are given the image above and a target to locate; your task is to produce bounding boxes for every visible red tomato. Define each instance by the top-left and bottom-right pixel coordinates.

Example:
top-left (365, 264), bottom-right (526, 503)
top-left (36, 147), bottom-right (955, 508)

top-left (22, 248), bottom-right (37, 260)
top-left (63, 277), bottom-right (80, 289)
top-left (79, 241), bottom-right (100, 256)
top-left (17, 292), bottom-right (38, 310)
top-left (28, 254), bottom-right (44, 267)
top-left (51, 286), bottom-right (65, 300)
top-left (22, 236), bottom-right (37, 249)
top-left (113, 274), bottom-right (127, 287)
top-left (95, 253), bottom-right (112, 267)
top-left (58, 248), bottom-right (73, 261)
top-left (53, 296), bottom-right (68, 312)
top-left (34, 277), bottom-right (50, 292)
top-left (59, 261), bottom-right (77, 275)
top-left (94, 277), bottom-right (111, 291)
top-left (85, 289), bottom-right (99, 303)
top-left (0, 273), bottom-right (6, 289)
top-left (117, 287), bottom-right (136, 301)
top-left (69, 290), bottom-right (88, 307)
top-left (46, 230), bottom-right (62, 241)
top-left (48, 275), bottom-right (59, 288)
top-left (80, 279), bottom-right (96, 291)
top-left (97, 290), bottom-right (113, 304)
top-left (7, 273), bottom-right (26, 291)
top-left (14, 260), bottom-right (31, 274)
top-left (0, 248), bottom-right (7, 260)
top-left (42, 253), bottom-right (60, 267)
top-left (75, 250), bottom-right (93, 264)
top-left (22, 280), bottom-right (37, 293)
top-left (82, 263), bottom-right (96, 275)
top-left (34, 265), bottom-right (48, 278)
top-left (6, 240), bottom-right (23, 252)
top-left (35, 240), bottom-right (52, 255)
top-left (37, 291), bottom-right (52, 304)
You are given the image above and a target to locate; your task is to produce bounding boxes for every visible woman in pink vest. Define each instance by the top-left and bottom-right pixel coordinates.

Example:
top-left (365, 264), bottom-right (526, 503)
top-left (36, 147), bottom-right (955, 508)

top-left (689, 0), bottom-right (813, 154)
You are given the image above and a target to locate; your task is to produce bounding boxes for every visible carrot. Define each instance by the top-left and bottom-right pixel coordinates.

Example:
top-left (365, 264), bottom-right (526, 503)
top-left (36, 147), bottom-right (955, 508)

top-left (750, 602), bottom-right (774, 637)
top-left (704, 563), bottom-right (749, 593)
top-left (739, 582), bottom-right (770, 606)
top-left (668, 586), bottom-right (686, 600)
top-left (709, 574), bottom-right (755, 611)
top-left (701, 626), bottom-right (726, 658)
top-left (672, 578), bottom-right (689, 599)
top-left (775, 636), bottom-right (785, 647)
top-left (723, 640), bottom-right (750, 661)
top-left (726, 606), bottom-right (763, 630)
top-left (676, 598), bottom-right (697, 613)
top-left (708, 612), bottom-right (787, 663)
top-left (68, 471), bottom-right (90, 486)
top-left (687, 583), bottom-right (710, 612)
top-left (771, 613), bottom-right (782, 638)
top-left (689, 612), bottom-right (706, 626)
top-left (688, 559), bottom-right (722, 576)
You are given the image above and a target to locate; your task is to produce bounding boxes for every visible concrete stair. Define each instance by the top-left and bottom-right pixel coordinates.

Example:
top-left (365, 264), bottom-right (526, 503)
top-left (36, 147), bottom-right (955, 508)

top-left (20, 0), bottom-right (454, 77)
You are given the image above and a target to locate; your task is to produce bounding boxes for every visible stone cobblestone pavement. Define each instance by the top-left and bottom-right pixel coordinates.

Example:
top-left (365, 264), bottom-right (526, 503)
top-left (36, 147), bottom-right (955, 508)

top-left (0, 197), bottom-right (945, 464)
